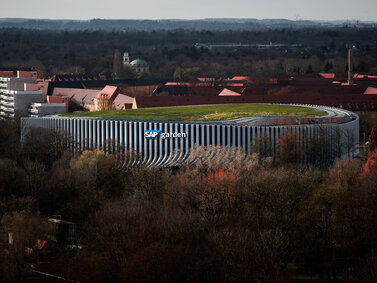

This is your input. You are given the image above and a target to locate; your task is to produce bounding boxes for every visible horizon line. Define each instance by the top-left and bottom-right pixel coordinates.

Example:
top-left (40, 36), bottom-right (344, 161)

top-left (0, 17), bottom-right (376, 23)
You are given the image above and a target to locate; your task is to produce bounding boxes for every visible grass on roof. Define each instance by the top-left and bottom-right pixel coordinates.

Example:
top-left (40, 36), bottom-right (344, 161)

top-left (62, 104), bottom-right (327, 121)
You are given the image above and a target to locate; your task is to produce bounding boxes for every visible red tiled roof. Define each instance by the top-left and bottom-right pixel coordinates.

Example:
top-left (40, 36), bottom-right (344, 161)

top-left (364, 87), bottom-right (377, 95)
top-left (95, 86), bottom-right (120, 100)
top-left (154, 85), bottom-right (225, 96)
top-left (112, 94), bottom-right (134, 110)
top-left (218, 88), bottom-right (241, 96)
top-left (165, 81), bottom-right (244, 87)
top-left (231, 76), bottom-right (249, 81)
top-left (319, 73), bottom-right (336, 79)
top-left (0, 71), bottom-right (14, 77)
top-left (354, 73), bottom-right (377, 79)
top-left (51, 74), bottom-right (100, 82)
top-left (133, 94), bottom-right (377, 111)
top-left (354, 73), bottom-right (361, 78)
top-left (37, 82), bottom-right (49, 97)
top-left (130, 73), bottom-right (377, 111)
top-left (52, 88), bottom-right (99, 105)
top-left (341, 82), bottom-right (358, 86)
top-left (121, 85), bottom-right (159, 96)
top-left (17, 70), bottom-right (37, 79)
top-left (165, 82), bottom-right (192, 86)
top-left (197, 77), bottom-right (216, 82)
top-left (24, 83), bottom-right (41, 91)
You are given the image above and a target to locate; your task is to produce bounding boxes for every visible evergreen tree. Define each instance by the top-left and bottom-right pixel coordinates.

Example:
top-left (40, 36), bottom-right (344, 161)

top-left (112, 49), bottom-right (122, 79)
top-left (325, 61), bottom-right (333, 72)
top-left (306, 64), bottom-right (313, 74)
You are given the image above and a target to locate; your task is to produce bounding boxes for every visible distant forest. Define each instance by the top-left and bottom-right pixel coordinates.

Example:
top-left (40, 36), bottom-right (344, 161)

top-left (1, 18), bottom-right (376, 32)
top-left (1, 27), bottom-right (377, 79)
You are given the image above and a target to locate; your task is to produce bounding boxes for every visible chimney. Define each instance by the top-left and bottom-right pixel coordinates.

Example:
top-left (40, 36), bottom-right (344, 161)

top-left (348, 48), bottom-right (353, 85)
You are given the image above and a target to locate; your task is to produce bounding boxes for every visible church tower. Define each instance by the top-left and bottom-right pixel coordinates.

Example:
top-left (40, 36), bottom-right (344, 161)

top-left (123, 52), bottom-right (130, 65)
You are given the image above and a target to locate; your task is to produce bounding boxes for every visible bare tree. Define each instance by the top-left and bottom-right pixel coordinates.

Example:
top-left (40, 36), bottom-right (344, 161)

top-left (96, 93), bottom-right (115, 111)
top-left (250, 133), bottom-right (274, 161)
top-left (277, 129), bottom-right (302, 166)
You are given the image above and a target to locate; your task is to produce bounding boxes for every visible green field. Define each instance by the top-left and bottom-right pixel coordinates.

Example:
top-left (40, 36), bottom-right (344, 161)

top-left (63, 104), bottom-right (327, 121)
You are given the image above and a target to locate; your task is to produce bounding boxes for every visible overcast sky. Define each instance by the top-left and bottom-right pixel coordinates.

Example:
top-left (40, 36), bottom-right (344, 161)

top-left (1, 0), bottom-right (376, 21)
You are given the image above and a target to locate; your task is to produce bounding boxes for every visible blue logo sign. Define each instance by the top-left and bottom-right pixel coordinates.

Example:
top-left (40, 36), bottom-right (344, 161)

top-left (145, 130), bottom-right (161, 140)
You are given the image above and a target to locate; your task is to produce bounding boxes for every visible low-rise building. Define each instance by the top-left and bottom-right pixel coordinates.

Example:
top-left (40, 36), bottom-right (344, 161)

top-left (52, 88), bottom-right (100, 111)
top-left (53, 85), bottom-right (134, 111)
top-left (29, 103), bottom-right (67, 117)
top-left (0, 89), bottom-right (43, 118)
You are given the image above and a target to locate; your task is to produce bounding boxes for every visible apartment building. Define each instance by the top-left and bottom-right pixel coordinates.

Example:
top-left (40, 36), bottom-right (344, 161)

top-left (0, 89), bottom-right (43, 118)
top-left (0, 75), bottom-right (43, 118)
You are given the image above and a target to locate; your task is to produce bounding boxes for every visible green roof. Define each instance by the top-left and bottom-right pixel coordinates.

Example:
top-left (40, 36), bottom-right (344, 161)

top-left (63, 104), bottom-right (327, 121)
top-left (130, 58), bottom-right (148, 67)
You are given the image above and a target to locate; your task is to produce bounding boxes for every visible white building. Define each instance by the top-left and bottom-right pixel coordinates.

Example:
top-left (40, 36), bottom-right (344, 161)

top-left (0, 89), bottom-right (43, 118)
top-left (0, 75), bottom-right (43, 118)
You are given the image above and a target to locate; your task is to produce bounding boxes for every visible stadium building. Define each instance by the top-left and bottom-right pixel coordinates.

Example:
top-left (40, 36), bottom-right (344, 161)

top-left (21, 104), bottom-right (359, 167)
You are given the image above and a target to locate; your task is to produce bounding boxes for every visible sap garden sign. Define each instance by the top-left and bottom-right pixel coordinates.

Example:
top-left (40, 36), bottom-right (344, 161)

top-left (145, 130), bottom-right (161, 139)
top-left (145, 130), bottom-right (187, 140)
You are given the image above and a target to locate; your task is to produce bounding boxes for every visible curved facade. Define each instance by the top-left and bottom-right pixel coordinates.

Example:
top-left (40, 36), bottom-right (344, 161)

top-left (21, 105), bottom-right (359, 167)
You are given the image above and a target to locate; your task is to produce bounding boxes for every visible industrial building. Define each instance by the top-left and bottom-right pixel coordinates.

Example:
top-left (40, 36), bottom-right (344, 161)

top-left (21, 104), bottom-right (359, 167)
